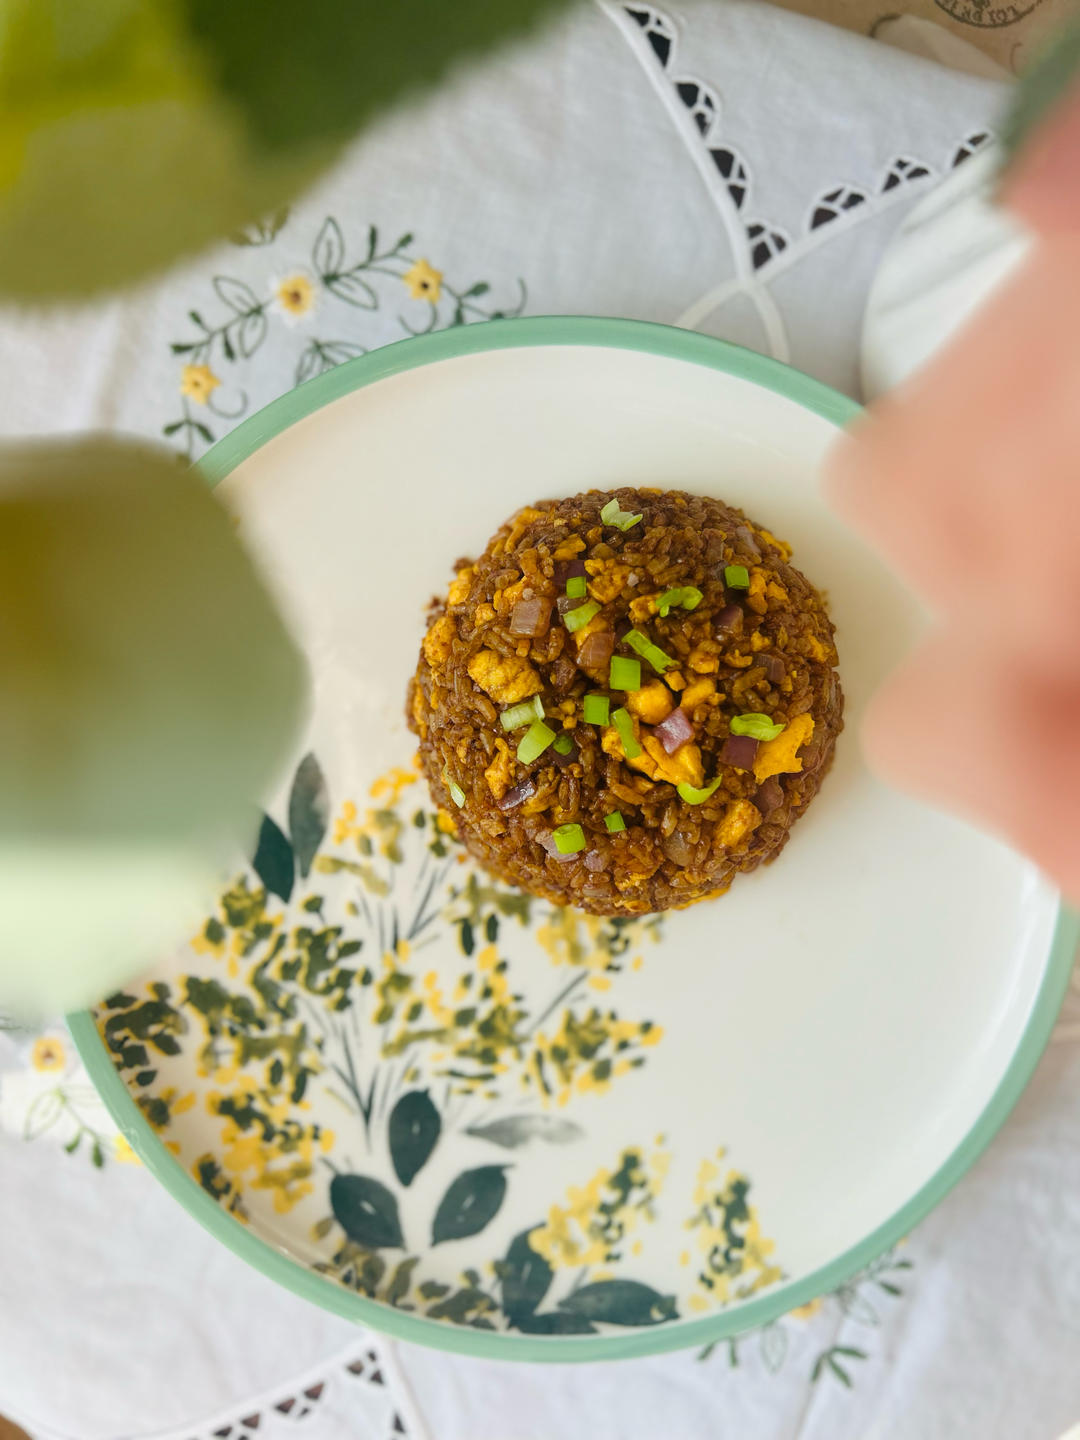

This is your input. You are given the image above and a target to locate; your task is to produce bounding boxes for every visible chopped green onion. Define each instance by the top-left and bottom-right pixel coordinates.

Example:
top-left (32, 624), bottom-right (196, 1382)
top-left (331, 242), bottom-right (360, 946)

top-left (604, 811), bottom-right (626, 833)
top-left (564, 599), bottom-right (600, 633)
top-left (612, 706), bottom-right (642, 759)
top-left (624, 629), bottom-right (674, 674)
top-left (583, 693), bottom-right (610, 725)
top-left (552, 733), bottom-right (574, 755)
top-left (552, 823), bottom-right (586, 854)
top-left (517, 719), bottom-right (557, 763)
top-left (442, 769), bottom-right (466, 807)
top-left (657, 585), bottom-right (704, 617)
top-left (677, 776), bottom-right (723, 805)
top-left (566, 575), bottom-right (587, 599)
top-left (730, 712), bottom-right (785, 741)
top-left (600, 498), bottom-right (643, 532)
top-left (499, 695), bottom-right (545, 731)
top-left (724, 565), bottom-right (750, 589)
top-left (609, 655), bottom-right (641, 691)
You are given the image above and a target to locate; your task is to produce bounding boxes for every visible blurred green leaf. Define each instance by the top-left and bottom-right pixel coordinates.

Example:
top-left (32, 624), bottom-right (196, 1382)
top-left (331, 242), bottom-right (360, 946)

top-left (182, 0), bottom-right (574, 153)
top-left (0, 436), bottom-right (307, 1015)
top-left (0, 0), bottom-right (333, 299)
top-left (251, 814), bottom-right (294, 903)
top-left (0, 437), bottom-right (306, 844)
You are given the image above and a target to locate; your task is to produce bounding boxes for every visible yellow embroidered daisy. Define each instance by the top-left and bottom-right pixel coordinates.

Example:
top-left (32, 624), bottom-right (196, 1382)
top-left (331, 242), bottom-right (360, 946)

top-left (179, 363), bottom-right (221, 405)
top-left (271, 271), bottom-right (318, 322)
top-left (790, 1297), bottom-right (823, 1322)
top-left (402, 258), bottom-right (442, 303)
top-left (113, 1135), bottom-right (140, 1165)
top-left (31, 1036), bottom-right (66, 1073)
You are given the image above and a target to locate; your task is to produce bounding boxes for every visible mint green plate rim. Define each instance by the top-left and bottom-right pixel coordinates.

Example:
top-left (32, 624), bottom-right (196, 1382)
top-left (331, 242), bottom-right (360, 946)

top-left (69, 315), bottom-right (1080, 1362)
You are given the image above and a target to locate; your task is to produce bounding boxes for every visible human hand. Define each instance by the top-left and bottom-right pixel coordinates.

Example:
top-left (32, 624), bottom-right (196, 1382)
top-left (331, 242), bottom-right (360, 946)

top-left (826, 78), bottom-right (1080, 898)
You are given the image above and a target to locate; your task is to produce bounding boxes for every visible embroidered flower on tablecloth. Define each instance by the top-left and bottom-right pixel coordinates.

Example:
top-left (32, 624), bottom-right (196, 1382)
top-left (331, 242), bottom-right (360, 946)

top-left (270, 271), bottom-right (319, 323)
top-left (180, 363), bottom-right (222, 405)
top-left (402, 258), bottom-right (443, 303)
top-left (31, 1036), bottom-right (67, 1074)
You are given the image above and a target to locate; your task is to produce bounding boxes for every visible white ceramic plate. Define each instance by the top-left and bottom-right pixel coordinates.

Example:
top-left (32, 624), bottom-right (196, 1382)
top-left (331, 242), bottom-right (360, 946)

top-left (72, 318), bottom-right (1076, 1361)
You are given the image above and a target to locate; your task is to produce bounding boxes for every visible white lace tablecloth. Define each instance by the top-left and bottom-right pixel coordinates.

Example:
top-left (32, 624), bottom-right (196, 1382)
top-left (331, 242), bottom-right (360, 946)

top-left (3, 3), bottom-right (1078, 1437)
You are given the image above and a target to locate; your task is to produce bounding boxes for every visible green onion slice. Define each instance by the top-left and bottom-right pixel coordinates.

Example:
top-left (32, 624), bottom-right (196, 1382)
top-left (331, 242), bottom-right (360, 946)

top-left (600, 498), bottom-right (643, 532)
top-left (624, 629), bottom-right (674, 673)
top-left (517, 719), bottom-right (557, 763)
top-left (612, 706), bottom-right (642, 759)
top-left (609, 655), bottom-right (641, 691)
top-left (724, 565), bottom-right (750, 589)
top-left (442, 769), bottom-right (466, 807)
top-left (564, 600), bottom-right (600, 633)
top-left (604, 811), bottom-right (626, 833)
top-left (677, 776), bottom-right (723, 805)
top-left (583, 693), bottom-right (610, 725)
top-left (566, 575), bottom-right (587, 599)
top-left (730, 712), bottom-right (785, 741)
top-left (552, 822), bottom-right (586, 854)
top-left (552, 733), bottom-right (574, 755)
top-left (499, 695), bottom-right (545, 731)
top-left (657, 585), bottom-right (704, 617)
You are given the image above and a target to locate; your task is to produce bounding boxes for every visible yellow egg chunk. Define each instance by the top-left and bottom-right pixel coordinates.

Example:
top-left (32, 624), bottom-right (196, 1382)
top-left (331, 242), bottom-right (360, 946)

top-left (467, 649), bottom-right (542, 703)
top-left (422, 615), bottom-right (456, 668)
top-left (754, 713), bottom-right (815, 782)
top-left (627, 681), bottom-right (674, 725)
top-left (483, 739), bottom-right (514, 800)
top-left (718, 799), bottom-right (762, 848)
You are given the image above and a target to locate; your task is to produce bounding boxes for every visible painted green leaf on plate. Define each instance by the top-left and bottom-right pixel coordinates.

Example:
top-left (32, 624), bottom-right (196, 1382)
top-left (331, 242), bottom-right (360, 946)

top-left (431, 1166), bottom-right (507, 1246)
top-left (465, 1113), bottom-right (583, 1151)
top-left (514, 1311), bottom-right (598, 1335)
top-left (252, 814), bottom-right (295, 902)
top-left (497, 1229), bottom-right (553, 1322)
top-left (287, 752), bottom-right (329, 878)
top-left (559, 1280), bottom-right (677, 1327)
top-left (330, 1173), bottom-right (404, 1250)
top-left (388, 1089), bottom-right (441, 1187)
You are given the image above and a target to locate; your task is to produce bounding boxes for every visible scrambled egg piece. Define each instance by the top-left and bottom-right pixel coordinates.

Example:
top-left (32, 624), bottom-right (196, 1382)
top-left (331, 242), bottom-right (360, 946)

top-left (467, 649), bottom-right (542, 703)
top-left (723, 650), bottom-right (754, 668)
top-left (766, 579), bottom-right (789, 604)
top-left (411, 686), bottom-right (428, 739)
top-left (572, 614), bottom-right (608, 647)
top-left (447, 567), bottom-right (474, 605)
top-left (754, 713), bottom-right (814, 782)
top-left (805, 634), bottom-right (831, 663)
top-left (553, 535), bottom-right (586, 561)
top-left (687, 644), bottom-right (719, 674)
top-left (603, 723), bottom-right (703, 788)
top-left (718, 799), bottom-right (762, 848)
top-left (587, 562), bottom-right (630, 605)
top-left (756, 526), bottom-right (792, 561)
top-left (746, 568), bottom-right (769, 616)
top-left (681, 677), bottom-right (716, 709)
top-left (627, 681), bottom-right (674, 725)
top-left (501, 507), bottom-right (544, 551)
top-left (750, 631), bottom-right (770, 652)
top-left (483, 738), bottom-right (514, 800)
top-left (629, 593), bottom-right (659, 623)
top-left (495, 575), bottom-right (529, 615)
top-left (423, 615), bottom-right (456, 668)
top-left (474, 602), bottom-right (496, 626)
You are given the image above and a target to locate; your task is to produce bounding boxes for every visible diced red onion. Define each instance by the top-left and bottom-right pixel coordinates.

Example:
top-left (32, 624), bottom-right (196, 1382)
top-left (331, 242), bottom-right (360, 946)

top-left (662, 831), bottom-right (695, 867)
top-left (654, 707), bottom-right (695, 755)
top-left (720, 734), bottom-right (759, 770)
top-left (554, 556), bottom-right (589, 587)
top-left (762, 653), bottom-right (785, 685)
top-left (584, 848), bottom-right (606, 872)
top-left (577, 630), bottom-right (615, 671)
top-left (734, 525), bottom-right (761, 559)
top-left (496, 779), bottom-right (536, 812)
top-left (755, 776), bottom-right (783, 814)
top-left (550, 655), bottom-right (578, 694)
top-left (556, 593), bottom-right (586, 618)
top-left (509, 595), bottom-right (553, 637)
top-left (715, 603), bottom-right (743, 636)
